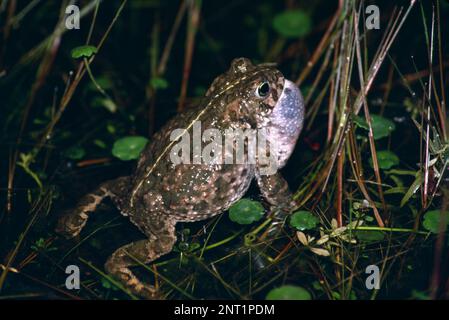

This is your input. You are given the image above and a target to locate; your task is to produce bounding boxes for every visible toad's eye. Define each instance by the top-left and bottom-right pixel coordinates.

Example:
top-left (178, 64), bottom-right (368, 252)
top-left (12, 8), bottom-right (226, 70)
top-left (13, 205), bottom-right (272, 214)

top-left (256, 81), bottom-right (270, 98)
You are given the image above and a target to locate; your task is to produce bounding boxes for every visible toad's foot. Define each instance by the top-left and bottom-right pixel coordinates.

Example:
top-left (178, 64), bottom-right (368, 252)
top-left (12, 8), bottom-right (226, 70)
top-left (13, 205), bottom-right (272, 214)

top-left (104, 220), bottom-right (177, 299)
top-left (55, 209), bottom-right (89, 239)
top-left (104, 265), bottom-right (159, 299)
top-left (266, 208), bottom-right (290, 236)
top-left (55, 187), bottom-right (110, 238)
top-left (55, 177), bottom-right (130, 239)
top-left (266, 199), bottom-right (298, 236)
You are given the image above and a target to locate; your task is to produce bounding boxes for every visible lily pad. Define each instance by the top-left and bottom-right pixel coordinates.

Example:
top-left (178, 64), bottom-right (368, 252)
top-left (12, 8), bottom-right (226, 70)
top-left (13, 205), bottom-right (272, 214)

top-left (266, 285), bottom-right (311, 300)
top-left (272, 10), bottom-right (312, 38)
top-left (71, 45), bottom-right (98, 59)
top-left (290, 210), bottom-right (319, 231)
top-left (229, 198), bottom-right (265, 225)
top-left (112, 136), bottom-right (149, 161)
top-left (369, 150), bottom-right (399, 169)
top-left (422, 210), bottom-right (449, 234)
top-left (353, 114), bottom-right (396, 140)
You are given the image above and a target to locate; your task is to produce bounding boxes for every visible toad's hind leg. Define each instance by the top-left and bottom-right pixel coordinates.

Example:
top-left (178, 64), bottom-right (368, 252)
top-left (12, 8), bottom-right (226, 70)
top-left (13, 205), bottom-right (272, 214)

top-left (56, 176), bottom-right (130, 239)
top-left (104, 218), bottom-right (176, 299)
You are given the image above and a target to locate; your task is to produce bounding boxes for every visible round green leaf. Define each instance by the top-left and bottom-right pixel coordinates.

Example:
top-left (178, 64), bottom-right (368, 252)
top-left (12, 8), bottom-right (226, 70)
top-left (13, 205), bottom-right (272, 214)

top-left (272, 10), bottom-right (312, 38)
top-left (229, 198), bottom-right (265, 225)
top-left (71, 45), bottom-right (98, 59)
top-left (353, 115), bottom-right (396, 140)
top-left (63, 146), bottom-right (86, 160)
top-left (422, 210), bottom-right (449, 233)
top-left (112, 136), bottom-right (149, 161)
top-left (369, 150), bottom-right (399, 170)
top-left (289, 210), bottom-right (319, 231)
top-left (150, 77), bottom-right (169, 90)
top-left (353, 115), bottom-right (369, 130)
top-left (266, 285), bottom-right (311, 300)
top-left (371, 115), bottom-right (396, 139)
top-left (355, 230), bottom-right (385, 242)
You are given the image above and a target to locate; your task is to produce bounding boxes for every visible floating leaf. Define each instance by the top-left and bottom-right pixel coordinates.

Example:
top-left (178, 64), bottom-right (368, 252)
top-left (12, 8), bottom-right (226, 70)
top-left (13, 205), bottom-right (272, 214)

top-left (290, 211), bottom-right (319, 231)
top-left (71, 45), bottom-right (98, 59)
top-left (229, 198), bottom-right (265, 225)
top-left (355, 230), bottom-right (385, 242)
top-left (353, 115), bottom-right (369, 129)
top-left (266, 285), bottom-right (312, 300)
top-left (63, 146), bottom-right (85, 160)
top-left (272, 10), bottom-right (312, 38)
top-left (368, 115), bottom-right (396, 139)
top-left (369, 150), bottom-right (399, 169)
top-left (150, 77), bottom-right (169, 90)
top-left (422, 210), bottom-right (449, 234)
top-left (353, 114), bottom-right (396, 140)
top-left (112, 136), bottom-right (149, 161)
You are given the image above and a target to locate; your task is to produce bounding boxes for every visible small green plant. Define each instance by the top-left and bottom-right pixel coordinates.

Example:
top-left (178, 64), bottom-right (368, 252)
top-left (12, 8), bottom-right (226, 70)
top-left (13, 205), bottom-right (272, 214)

top-left (229, 198), bottom-right (265, 225)
top-left (150, 77), bottom-right (169, 90)
top-left (422, 210), bottom-right (449, 234)
top-left (71, 45), bottom-right (98, 59)
top-left (112, 136), bottom-right (149, 161)
top-left (369, 150), bottom-right (399, 170)
top-left (272, 10), bottom-right (312, 38)
top-left (266, 285), bottom-right (312, 300)
top-left (289, 210), bottom-right (319, 231)
top-left (353, 114), bottom-right (396, 140)
top-left (31, 238), bottom-right (57, 253)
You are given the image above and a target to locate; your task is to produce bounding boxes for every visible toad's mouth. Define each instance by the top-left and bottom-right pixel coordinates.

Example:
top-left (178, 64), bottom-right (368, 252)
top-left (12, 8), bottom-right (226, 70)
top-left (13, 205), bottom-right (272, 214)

top-left (268, 79), bottom-right (305, 167)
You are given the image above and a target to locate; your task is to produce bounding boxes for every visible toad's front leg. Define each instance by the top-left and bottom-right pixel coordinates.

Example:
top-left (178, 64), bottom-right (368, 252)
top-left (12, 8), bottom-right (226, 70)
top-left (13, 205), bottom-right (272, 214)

top-left (104, 218), bottom-right (177, 299)
top-left (256, 171), bottom-right (297, 233)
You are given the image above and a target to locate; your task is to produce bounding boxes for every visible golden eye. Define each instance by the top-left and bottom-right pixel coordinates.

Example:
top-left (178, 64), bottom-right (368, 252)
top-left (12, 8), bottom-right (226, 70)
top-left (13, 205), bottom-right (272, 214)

top-left (256, 81), bottom-right (270, 98)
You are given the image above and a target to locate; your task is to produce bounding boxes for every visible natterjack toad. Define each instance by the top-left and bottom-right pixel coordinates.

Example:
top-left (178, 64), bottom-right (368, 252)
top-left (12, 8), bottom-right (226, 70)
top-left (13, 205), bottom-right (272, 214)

top-left (56, 58), bottom-right (305, 298)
